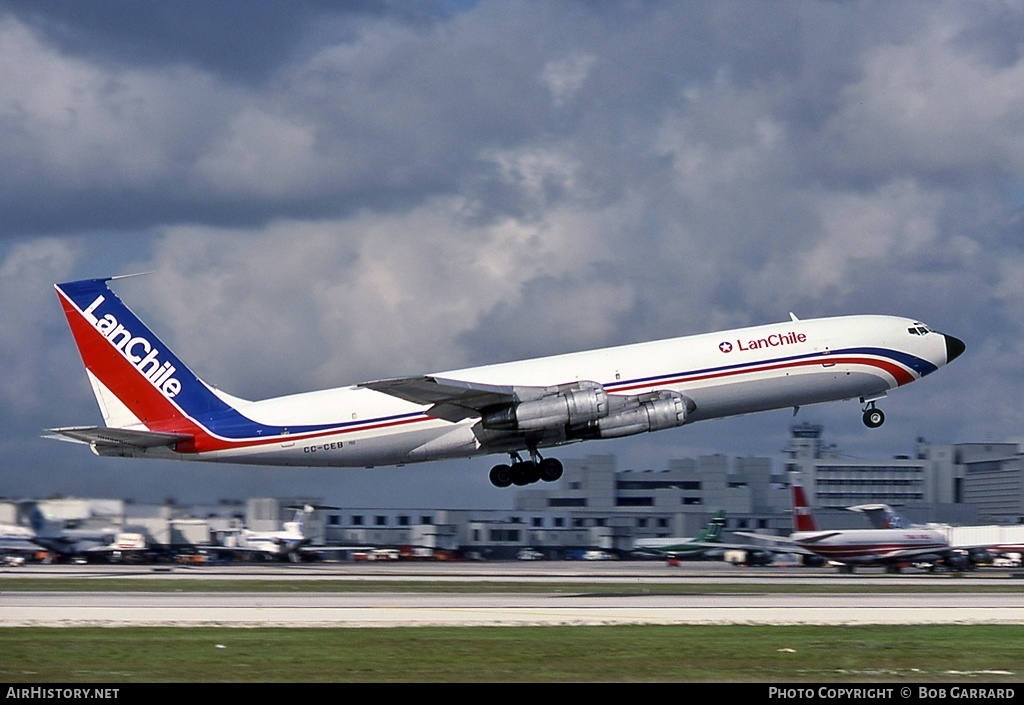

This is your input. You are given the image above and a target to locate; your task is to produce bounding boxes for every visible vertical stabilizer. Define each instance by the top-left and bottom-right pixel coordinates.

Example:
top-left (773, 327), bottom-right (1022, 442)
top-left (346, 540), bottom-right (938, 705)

top-left (53, 277), bottom-right (236, 433)
top-left (791, 479), bottom-right (818, 532)
top-left (848, 504), bottom-right (913, 529)
top-left (699, 510), bottom-right (727, 542)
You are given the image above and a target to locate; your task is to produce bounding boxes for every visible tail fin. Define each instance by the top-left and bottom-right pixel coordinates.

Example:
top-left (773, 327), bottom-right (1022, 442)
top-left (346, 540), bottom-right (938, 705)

top-left (53, 277), bottom-right (349, 456)
top-left (699, 510), bottom-right (727, 542)
top-left (283, 505), bottom-right (316, 537)
top-left (53, 277), bottom-right (238, 438)
top-left (791, 479), bottom-right (818, 532)
top-left (847, 504), bottom-right (913, 529)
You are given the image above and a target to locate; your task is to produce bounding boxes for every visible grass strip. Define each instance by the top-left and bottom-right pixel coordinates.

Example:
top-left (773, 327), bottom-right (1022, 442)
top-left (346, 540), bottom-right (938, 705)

top-left (1, 624), bottom-right (1021, 682)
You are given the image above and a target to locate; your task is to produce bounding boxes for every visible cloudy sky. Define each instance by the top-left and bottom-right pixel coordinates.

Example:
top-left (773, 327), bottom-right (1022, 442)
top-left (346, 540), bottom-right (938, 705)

top-left (1, 1), bottom-right (1022, 509)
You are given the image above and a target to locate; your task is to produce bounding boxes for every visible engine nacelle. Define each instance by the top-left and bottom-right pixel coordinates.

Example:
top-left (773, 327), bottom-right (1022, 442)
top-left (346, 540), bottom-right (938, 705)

top-left (580, 391), bottom-right (693, 439)
top-left (967, 547), bottom-right (992, 565)
top-left (482, 381), bottom-right (609, 432)
top-left (943, 553), bottom-right (970, 570)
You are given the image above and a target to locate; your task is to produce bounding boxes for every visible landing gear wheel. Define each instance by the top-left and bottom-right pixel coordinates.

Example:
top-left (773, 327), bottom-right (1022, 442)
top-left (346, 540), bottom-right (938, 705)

top-left (862, 407), bottom-right (885, 428)
top-left (511, 461), bottom-right (536, 486)
top-left (538, 457), bottom-right (563, 482)
top-left (489, 464), bottom-right (513, 488)
top-left (492, 451), bottom-right (563, 488)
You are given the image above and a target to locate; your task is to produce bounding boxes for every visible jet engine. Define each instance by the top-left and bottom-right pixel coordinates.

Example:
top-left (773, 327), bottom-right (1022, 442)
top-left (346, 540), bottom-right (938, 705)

top-left (574, 390), bottom-right (694, 439)
top-left (482, 381), bottom-right (609, 432)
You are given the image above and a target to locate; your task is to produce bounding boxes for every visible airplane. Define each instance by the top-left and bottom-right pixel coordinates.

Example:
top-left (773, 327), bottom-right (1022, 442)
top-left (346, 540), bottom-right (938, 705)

top-left (216, 504), bottom-right (329, 562)
top-left (850, 503), bottom-right (1024, 565)
top-left (633, 511), bottom-right (778, 566)
top-left (49, 275), bottom-right (965, 488)
top-left (632, 510), bottom-right (732, 560)
top-left (0, 523), bottom-right (44, 562)
top-left (0, 520), bottom-right (141, 564)
top-left (20, 502), bottom-right (149, 562)
top-left (736, 478), bottom-right (989, 573)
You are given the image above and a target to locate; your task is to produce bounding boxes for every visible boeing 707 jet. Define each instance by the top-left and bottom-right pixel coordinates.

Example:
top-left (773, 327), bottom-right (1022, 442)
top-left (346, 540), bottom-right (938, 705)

top-left (737, 479), bottom-right (991, 573)
top-left (50, 276), bottom-right (965, 488)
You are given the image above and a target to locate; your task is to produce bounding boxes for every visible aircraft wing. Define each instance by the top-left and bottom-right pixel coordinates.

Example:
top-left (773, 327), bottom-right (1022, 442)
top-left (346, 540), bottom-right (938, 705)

top-left (631, 543), bottom-right (708, 558)
top-left (730, 533), bottom-right (821, 556)
top-left (639, 539), bottom-right (816, 566)
top-left (82, 545), bottom-right (146, 554)
top-left (867, 546), bottom-right (961, 563)
top-left (46, 426), bottom-right (192, 449)
top-left (360, 376), bottom-right (519, 422)
top-left (0, 537), bottom-right (42, 553)
top-left (878, 541), bottom-right (1000, 562)
top-left (734, 531), bottom-right (798, 545)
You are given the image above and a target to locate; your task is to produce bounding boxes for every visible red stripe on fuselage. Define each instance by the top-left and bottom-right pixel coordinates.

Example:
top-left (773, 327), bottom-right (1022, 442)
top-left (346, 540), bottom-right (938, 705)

top-left (799, 542), bottom-right (947, 559)
top-left (611, 354), bottom-right (916, 394)
top-left (178, 415), bottom-right (430, 454)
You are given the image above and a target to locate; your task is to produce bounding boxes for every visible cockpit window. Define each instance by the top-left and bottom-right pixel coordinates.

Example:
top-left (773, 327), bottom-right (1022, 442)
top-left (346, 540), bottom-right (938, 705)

top-left (907, 325), bottom-right (931, 336)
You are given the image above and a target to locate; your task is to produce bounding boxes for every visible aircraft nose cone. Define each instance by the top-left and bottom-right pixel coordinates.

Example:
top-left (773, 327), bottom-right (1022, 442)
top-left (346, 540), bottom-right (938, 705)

top-left (944, 334), bottom-right (966, 363)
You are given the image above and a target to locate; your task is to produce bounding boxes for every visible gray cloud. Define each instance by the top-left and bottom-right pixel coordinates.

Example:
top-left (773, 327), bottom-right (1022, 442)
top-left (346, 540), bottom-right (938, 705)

top-left (1, 1), bottom-right (1022, 506)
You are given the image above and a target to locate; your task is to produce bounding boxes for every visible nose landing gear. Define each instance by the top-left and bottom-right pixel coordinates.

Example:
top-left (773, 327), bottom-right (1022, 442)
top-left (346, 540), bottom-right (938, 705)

top-left (862, 402), bottom-right (885, 428)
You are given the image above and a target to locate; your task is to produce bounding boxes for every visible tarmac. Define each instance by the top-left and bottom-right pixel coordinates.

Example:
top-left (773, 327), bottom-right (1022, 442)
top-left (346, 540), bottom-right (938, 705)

top-left (2, 560), bottom-right (1022, 627)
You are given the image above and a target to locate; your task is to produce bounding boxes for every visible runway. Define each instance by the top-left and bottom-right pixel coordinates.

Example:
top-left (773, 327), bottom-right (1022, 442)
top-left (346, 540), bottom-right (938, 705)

top-left (2, 562), bottom-right (1023, 627)
top-left (3, 591), bottom-right (1024, 628)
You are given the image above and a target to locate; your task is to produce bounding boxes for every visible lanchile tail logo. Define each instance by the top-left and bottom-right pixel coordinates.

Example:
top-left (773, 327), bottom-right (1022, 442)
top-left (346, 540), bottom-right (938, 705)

top-left (80, 293), bottom-right (182, 398)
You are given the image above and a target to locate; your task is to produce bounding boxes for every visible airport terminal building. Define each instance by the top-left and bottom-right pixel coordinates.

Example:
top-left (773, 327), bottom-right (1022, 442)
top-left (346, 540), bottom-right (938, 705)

top-left (5, 424), bottom-right (1024, 560)
top-left (783, 423), bottom-right (1024, 525)
top-left (320, 423), bottom-right (1024, 556)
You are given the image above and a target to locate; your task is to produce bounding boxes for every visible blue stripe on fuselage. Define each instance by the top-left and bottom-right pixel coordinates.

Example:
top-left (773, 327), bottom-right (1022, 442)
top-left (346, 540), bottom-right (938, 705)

top-left (604, 346), bottom-right (936, 394)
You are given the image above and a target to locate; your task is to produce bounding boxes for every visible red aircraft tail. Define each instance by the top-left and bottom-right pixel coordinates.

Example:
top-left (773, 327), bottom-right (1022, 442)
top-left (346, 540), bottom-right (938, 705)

top-left (791, 480), bottom-right (818, 532)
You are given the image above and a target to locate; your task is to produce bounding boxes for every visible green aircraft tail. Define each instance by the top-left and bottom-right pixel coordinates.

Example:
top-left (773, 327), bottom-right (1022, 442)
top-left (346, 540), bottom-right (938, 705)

top-left (697, 510), bottom-right (727, 542)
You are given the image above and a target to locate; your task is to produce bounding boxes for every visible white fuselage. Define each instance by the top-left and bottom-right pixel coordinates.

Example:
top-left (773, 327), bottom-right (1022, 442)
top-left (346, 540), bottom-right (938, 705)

top-left (142, 314), bottom-right (949, 468)
top-left (792, 528), bottom-right (951, 565)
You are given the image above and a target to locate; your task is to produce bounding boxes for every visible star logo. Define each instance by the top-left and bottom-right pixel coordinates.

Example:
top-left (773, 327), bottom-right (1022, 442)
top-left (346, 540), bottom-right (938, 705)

top-left (719, 341), bottom-right (733, 353)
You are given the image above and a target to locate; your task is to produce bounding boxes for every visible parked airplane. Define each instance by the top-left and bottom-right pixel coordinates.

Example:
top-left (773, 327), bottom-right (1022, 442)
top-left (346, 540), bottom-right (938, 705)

top-left (217, 504), bottom-right (328, 562)
top-left (0, 523), bottom-right (42, 559)
top-left (22, 502), bottom-right (147, 562)
top-left (737, 480), bottom-right (987, 573)
top-left (632, 510), bottom-right (731, 560)
top-left (848, 503), bottom-right (1024, 565)
top-left (50, 276), bottom-right (965, 488)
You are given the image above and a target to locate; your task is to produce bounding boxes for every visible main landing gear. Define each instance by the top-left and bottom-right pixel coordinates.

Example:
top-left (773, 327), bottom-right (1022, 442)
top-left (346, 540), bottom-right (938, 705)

top-left (489, 451), bottom-right (564, 488)
top-left (862, 401), bottom-right (885, 429)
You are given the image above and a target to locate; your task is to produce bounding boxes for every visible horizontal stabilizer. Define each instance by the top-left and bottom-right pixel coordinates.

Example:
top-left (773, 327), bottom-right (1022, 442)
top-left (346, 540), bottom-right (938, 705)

top-left (46, 426), bottom-right (192, 449)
